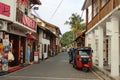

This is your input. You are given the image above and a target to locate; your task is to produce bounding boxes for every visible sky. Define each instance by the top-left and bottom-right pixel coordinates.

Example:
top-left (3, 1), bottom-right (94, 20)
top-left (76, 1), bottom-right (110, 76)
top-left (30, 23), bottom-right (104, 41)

top-left (33, 0), bottom-right (85, 34)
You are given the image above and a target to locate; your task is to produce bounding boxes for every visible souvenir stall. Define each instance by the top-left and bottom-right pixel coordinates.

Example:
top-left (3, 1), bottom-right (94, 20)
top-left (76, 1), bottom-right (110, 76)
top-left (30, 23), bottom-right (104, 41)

top-left (0, 26), bottom-right (26, 72)
top-left (0, 32), bottom-right (14, 72)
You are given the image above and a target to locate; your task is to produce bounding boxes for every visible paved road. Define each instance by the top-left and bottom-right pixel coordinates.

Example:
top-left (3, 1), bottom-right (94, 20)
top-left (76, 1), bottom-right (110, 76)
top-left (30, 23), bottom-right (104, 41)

top-left (0, 52), bottom-right (100, 80)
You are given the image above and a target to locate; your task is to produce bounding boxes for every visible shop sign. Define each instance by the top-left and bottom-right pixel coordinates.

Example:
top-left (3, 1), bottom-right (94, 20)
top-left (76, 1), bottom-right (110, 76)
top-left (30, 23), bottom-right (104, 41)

top-left (22, 14), bottom-right (35, 30)
top-left (34, 51), bottom-right (39, 63)
top-left (0, 2), bottom-right (10, 17)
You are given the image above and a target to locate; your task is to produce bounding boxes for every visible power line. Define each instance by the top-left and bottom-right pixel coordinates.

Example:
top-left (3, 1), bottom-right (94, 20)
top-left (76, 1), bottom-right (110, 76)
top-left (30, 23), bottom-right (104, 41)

top-left (50, 0), bottom-right (64, 20)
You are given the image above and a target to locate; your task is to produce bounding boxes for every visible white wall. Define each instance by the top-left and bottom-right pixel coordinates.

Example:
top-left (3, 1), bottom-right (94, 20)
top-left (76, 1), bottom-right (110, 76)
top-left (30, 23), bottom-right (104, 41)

top-left (38, 30), bottom-right (50, 59)
top-left (42, 38), bottom-right (50, 59)
top-left (93, 1), bottom-right (98, 16)
top-left (38, 30), bottom-right (43, 59)
top-left (119, 37), bottom-right (120, 66)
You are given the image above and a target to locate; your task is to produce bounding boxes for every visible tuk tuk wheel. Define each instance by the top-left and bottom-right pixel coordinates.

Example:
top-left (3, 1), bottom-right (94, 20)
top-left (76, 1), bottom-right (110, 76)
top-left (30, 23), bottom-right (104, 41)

top-left (82, 67), bottom-right (89, 72)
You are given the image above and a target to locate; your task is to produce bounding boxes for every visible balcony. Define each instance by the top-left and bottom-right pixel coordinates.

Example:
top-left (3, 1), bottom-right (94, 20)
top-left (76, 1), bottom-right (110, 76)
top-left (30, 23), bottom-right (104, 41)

top-left (16, 8), bottom-right (36, 30)
top-left (87, 0), bottom-right (120, 31)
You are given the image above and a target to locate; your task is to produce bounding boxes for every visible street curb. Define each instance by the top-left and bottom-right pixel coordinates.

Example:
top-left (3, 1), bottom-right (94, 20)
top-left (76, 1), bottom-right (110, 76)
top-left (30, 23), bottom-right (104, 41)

top-left (0, 71), bottom-right (8, 76)
top-left (91, 65), bottom-right (116, 80)
top-left (0, 64), bottom-right (30, 76)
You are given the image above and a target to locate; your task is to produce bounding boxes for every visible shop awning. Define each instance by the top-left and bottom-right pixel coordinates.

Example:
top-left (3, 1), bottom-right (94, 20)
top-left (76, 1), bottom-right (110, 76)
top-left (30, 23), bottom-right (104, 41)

top-left (27, 34), bottom-right (36, 40)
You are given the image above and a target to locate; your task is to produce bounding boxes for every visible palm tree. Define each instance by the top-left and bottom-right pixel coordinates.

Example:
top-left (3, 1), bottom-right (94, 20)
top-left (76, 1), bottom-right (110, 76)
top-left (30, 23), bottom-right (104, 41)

top-left (65, 13), bottom-right (85, 37)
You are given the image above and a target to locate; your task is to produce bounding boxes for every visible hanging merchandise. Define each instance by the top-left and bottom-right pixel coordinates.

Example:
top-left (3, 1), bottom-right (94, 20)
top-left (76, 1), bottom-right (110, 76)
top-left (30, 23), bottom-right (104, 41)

top-left (3, 45), bottom-right (10, 52)
top-left (2, 63), bottom-right (8, 71)
top-left (3, 39), bottom-right (10, 52)
top-left (0, 43), bottom-right (3, 51)
top-left (0, 32), bottom-right (3, 39)
top-left (0, 53), bottom-right (2, 59)
top-left (3, 39), bottom-right (9, 46)
top-left (0, 53), bottom-right (2, 67)
top-left (1, 58), bottom-right (8, 64)
top-left (8, 51), bottom-right (14, 62)
top-left (2, 52), bottom-right (8, 59)
top-left (1, 52), bottom-right (8, 71)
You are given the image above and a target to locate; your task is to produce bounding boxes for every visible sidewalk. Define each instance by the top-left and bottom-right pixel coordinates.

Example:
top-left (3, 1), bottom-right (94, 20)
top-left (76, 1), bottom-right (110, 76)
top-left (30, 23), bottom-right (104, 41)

top-left (0, 64), bottom-right (29, 76)
top-left (91, 64), bottom-right (120, 80)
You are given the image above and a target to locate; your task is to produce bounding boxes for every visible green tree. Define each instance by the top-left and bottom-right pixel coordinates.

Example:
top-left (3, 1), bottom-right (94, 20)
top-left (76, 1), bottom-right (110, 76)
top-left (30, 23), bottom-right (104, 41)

top-left (60, 31), bottom-right (75, 47)
top-left (65, 13), bottom-right (85, 37)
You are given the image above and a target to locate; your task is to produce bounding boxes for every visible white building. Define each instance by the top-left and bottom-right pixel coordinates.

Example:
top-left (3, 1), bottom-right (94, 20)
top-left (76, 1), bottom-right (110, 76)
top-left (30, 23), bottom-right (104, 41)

top-left (82, 0), bottom-right (120, 78)
top-left (0, 0), bottom-right (41, 70)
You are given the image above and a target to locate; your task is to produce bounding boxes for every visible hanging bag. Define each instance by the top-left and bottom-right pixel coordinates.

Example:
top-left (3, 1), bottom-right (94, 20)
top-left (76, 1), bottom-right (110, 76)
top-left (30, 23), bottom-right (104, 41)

top-left (8, 51), bottom-right (14, 61)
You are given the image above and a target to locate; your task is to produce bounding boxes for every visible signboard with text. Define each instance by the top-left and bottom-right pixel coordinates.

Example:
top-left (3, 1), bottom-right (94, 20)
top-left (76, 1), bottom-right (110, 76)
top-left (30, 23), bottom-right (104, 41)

top-left (0, 2), bottom-right (10, 17)
top-left (22, 14), bottom-right (35, 30)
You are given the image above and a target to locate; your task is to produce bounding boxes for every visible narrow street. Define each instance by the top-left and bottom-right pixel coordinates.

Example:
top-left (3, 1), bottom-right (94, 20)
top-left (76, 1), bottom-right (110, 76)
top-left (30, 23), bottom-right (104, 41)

top-left (0, 52), bottom-right (101, 80)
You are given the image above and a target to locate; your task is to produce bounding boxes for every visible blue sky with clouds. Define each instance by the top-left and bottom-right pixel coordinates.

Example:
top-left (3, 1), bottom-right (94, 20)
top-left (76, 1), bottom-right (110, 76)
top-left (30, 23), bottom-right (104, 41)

top-left (34, 0), bottom-right (85, 34)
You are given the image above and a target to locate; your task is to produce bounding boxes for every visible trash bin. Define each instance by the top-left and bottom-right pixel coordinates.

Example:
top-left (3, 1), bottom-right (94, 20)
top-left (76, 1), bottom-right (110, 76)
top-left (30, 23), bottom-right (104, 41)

top-left (34, 51), bottom-right (39, 63)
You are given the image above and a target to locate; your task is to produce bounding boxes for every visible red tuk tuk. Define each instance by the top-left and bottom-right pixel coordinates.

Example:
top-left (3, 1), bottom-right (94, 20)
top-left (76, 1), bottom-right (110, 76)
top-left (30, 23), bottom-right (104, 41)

top-left (73, 47), bottom-right (92, 72)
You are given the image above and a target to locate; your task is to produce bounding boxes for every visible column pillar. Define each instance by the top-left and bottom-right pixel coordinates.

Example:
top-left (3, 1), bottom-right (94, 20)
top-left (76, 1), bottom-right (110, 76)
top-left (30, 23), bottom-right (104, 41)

top-left (95, 29), bottom-right (99, 65)
top-left (85, 34), bottom-right (89, 46)
top-left (86, 8), bottom-right (89, 31)
top-left (106, 22), bottom-right (112, 66)
top-left (98, 26), bottom-right (104, 68)
top-left (110, 16), bottom-right (119, 77)
top-left (91, 31), bottom-right (96, 63)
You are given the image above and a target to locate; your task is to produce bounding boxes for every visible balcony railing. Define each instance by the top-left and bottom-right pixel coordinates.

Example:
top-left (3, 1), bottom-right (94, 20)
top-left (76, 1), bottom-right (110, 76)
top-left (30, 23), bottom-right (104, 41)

top-left (16, 8), bottom-right (36, 30)
top-left (87, 0), bottom-right (120, 31)
top-left (114, 0), bottom-right (120, 8)
top-left (87, 13), bottom-right (99, 30)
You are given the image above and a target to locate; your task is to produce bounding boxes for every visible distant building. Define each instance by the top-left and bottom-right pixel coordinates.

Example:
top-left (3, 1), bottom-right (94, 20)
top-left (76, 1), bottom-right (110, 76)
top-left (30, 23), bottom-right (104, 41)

top-left (32, 15), bottom-right (61, 59)
top-left (74, 30), bottom-right (85, 47)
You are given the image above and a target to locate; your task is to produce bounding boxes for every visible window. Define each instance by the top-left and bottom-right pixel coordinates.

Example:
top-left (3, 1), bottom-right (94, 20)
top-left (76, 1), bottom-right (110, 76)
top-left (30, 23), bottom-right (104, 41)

top-left (79, 51), bottom-right (89, 56)
top-left (43, 32), bottom-right (46, 39)
top-left (102, 0), bottom-right (109, 7)
top-left (94, 1), bottom-right (98, 16)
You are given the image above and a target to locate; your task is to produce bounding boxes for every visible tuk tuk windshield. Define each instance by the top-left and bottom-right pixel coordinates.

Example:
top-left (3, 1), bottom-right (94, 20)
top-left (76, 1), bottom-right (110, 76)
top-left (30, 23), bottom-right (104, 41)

top-left (78, 50), bottom-right (90, 56)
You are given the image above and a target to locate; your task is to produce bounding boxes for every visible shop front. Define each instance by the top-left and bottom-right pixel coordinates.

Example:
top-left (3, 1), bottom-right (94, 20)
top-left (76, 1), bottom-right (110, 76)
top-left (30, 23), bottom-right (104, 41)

top-left (8, 34), bottom-right (26, 67)
top-left (7, 25), bottom-right (26, 72)
top-left (26, 33), bottom-right (37, 64)
top-left (0, 21), bottom-right (27, 72)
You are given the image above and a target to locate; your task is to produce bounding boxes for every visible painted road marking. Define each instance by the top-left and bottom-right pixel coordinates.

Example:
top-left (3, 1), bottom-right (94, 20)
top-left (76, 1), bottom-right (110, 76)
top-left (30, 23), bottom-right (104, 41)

top-left (4, 76), bottom-right (100, 80)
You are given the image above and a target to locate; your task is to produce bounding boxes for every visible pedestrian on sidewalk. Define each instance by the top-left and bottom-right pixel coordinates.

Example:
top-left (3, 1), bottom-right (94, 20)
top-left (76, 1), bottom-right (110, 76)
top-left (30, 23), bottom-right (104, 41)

top-left (52, 48), bottom-right (55, 57)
